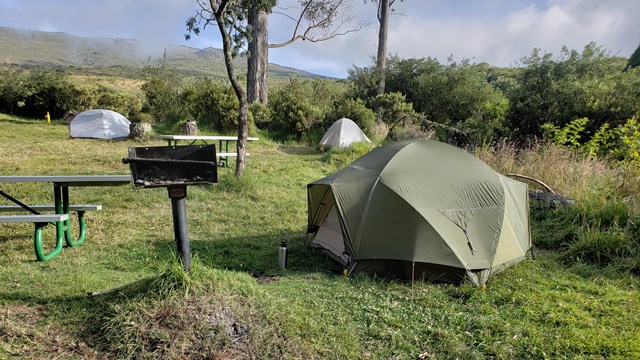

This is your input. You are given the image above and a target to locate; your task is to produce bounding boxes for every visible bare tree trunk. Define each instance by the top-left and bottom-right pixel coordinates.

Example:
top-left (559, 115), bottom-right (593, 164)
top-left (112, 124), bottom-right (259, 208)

top-left (375, 0), bottom-right (390, 122)
top-left (213, 2), bottom-right (248, 176)
top-left (247, 8), bottom-right (269, 104)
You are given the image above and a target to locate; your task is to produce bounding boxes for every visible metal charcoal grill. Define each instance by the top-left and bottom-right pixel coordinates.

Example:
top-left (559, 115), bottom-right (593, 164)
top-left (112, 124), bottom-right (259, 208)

top-left (123, 145), bottom-right (218, 270)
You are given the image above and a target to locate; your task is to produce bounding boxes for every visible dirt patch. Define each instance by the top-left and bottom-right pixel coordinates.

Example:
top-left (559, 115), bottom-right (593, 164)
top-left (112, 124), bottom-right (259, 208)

top-left (105, 295), bottom-right (255, 359)
top-left (0, 304), bottom-right (100, 359)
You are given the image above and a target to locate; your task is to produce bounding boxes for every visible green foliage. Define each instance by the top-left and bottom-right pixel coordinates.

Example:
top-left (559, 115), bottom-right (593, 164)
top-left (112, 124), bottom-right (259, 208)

top-left (321, 141), bottom-right (374, 168)
top-left (249, 101), bottom-right (271, 129)
top-left (608, 117), bottom-right (640, 166)
top-left (583, 123), bottom-right (614, 157)
top-left (0, 69), bottom-right (79, 118)
top-left (543, 117), bottom-right (640, 168)
top-left (371, 91), bottom-right (415, 126)
top-left (626, 41), bottom-right (640, 70)
top-left (542, 117), bottom-right (589, 149)
top-left (506, 43), bottom-right (639, 140)
top-left (0, 68), bottom-right (142, 118)
top-left (327, 98), bottom-right (376, 136)
top-left (268, 78), bottom-right (324, 141)
top-left (182, 78), bottom-right (239, 133)
top-left (141, 77), bottom-right (185, 125)
top-left (348, 56), bottom-right (508, 144)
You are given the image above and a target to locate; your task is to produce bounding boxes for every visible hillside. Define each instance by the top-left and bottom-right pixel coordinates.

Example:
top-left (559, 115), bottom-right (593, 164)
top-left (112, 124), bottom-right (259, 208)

top-left (0, 26), bottom-right (320, 79)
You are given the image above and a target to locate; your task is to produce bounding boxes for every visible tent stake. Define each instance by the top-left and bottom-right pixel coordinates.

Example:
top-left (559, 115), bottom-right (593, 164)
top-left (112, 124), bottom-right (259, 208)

top-left (411, 261), bottom-right (415, 291)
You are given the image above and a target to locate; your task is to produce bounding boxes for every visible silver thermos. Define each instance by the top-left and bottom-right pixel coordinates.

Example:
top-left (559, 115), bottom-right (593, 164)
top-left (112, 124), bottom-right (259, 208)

top-left (278, 241), bottom-right (288, 270)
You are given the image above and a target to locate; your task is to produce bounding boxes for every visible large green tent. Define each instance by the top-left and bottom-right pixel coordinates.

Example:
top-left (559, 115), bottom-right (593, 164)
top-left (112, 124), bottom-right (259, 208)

top-left (307, 139), bottom-right (531, 285)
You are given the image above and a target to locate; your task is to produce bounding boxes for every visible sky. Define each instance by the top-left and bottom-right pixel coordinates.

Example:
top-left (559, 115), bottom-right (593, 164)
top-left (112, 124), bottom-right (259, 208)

top-left (0, 0), bottom-right (638, 78)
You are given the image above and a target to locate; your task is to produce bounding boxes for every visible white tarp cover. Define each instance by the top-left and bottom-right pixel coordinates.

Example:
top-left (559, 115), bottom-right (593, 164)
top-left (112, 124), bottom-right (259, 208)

top-left (319, 118), bottom-right (371, 149)
top-left (69, 109), bottom-right (131, 139)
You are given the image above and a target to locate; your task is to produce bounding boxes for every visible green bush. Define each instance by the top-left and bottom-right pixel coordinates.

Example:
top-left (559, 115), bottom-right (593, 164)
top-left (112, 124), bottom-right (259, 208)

top-left (326, 98), bottom-right (376, 136)
top-left (141, 77), bottom-right (185, 126)
top-left (321, 141), bottom-right (374, 169)
top-left (0, 69), bottom-right (144, 119)
top-left (0, 69), bottom-right (81, 118)
top-left (268, 78), bottom-right (322, 141)
top-left (505, 43), bottom-right (640, 140)
top-left (183, 78), bottom-right (239, 133)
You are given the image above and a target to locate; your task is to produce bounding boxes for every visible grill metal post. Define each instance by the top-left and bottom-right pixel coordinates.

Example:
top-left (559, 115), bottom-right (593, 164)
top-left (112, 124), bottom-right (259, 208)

top-left (123, 145), bottom-right (219, 272)
top-left (168, 186), bottom-right (191, 271)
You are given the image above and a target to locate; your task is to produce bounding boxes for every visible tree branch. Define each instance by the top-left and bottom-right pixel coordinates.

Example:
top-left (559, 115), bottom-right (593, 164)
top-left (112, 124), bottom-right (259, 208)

top-left (269, 0), bottom-right (370, 48)
top-left (507, 173), bottom-right (557, 194)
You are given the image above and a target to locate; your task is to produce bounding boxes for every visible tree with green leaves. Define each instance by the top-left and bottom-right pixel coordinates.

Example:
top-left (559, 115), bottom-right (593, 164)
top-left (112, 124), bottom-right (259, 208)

top-left (186, 0), bottom-right (276, 176)
top-left (506, 43), bottom-right (638, 141)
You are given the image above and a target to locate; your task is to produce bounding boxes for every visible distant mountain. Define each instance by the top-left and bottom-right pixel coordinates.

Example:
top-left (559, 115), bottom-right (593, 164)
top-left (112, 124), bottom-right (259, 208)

top-left (0, 26), bottom-right (320, 79)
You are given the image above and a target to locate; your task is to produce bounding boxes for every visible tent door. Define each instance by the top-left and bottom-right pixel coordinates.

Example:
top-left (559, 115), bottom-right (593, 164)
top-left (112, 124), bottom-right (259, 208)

top-left (311, 205), bottom-right (349, 266)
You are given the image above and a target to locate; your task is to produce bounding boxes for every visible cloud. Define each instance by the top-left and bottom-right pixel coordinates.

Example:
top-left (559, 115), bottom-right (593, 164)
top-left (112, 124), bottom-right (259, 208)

top-left (269, 0), bottom-right (640, 77)
top-left (1, 0), bottom-right (638, 77)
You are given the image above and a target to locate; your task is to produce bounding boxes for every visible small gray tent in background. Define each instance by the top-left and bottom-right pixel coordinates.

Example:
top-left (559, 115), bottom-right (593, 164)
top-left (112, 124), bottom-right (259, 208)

top-left (69, 109), bottom-right (130, 139)
top-left (318, 118), bottom-right (371, 150)
top-left (307, 139), bottom-right (531, 286)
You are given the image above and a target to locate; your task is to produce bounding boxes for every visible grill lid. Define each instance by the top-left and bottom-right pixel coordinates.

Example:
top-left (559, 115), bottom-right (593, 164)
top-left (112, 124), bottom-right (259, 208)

top-left (123, 145), bottom-right (218, 188)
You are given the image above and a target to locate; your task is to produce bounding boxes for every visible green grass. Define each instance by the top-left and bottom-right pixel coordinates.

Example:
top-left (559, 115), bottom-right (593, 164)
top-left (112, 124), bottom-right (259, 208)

top-left (1, 114), bottom-right (639, 359)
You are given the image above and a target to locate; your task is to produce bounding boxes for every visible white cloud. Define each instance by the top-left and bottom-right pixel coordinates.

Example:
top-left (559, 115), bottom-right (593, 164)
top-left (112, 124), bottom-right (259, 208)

top-left (1, 0), bottom-right (638, 77)
top-left (284, 0), bottom-right (640, 77)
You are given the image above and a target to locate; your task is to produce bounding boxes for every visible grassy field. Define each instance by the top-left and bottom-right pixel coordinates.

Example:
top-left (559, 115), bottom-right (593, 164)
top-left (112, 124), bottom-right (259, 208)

top-left (0, 114), bottom-right (639, 359)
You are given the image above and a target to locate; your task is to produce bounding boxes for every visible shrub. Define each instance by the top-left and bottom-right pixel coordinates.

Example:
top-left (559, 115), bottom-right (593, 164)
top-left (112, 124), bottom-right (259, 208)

top-left (268, 78), bottom-right (322, 141)
top-left (184, 78), bottom-right (239, 133)
top-left (321, 141), bottom-right (374, 169)
top-left (141, 77), bottom-right (185, 126)
top-left (249, 102), bottom-right (271, 130)
top-left (326, 98), bottom-right (376, 136)
top-left (0, 69), bottom-right (82, 118)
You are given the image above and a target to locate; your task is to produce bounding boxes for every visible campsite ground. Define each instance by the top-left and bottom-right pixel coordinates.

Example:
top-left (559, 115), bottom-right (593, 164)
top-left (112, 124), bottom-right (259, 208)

top-left (0, 114), bottom-right (639, 359)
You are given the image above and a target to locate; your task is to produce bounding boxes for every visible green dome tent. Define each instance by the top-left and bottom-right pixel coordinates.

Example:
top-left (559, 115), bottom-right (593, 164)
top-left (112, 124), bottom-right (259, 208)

top-left (307, 139), bottom-right (531, 285)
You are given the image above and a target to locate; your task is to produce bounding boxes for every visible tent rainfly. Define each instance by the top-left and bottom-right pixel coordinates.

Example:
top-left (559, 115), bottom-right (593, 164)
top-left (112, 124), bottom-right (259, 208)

top-left (69, 109), bottom-right (131, 139)
top-left (307, 139), bottom-right (531, 286)
top-left (318, 118), bottom-right (371, 150)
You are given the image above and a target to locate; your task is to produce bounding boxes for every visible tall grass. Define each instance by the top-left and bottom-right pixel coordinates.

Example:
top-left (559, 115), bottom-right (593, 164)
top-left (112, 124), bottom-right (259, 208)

top-left (477, 140), bottom-right (640, 274)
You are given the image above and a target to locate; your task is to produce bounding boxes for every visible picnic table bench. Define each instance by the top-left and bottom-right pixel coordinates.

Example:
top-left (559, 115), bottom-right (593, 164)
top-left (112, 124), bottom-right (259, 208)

top-left (0, 175), bottom-right (130, 261)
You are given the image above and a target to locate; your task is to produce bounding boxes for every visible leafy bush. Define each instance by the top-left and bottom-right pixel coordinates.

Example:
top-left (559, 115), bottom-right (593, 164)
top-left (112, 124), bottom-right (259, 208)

top-left (505, 43), bottom-right (640, 140)
top-left (543, 116), bottom-right (640, 169)
top-left (183, 78), bottom-right (239, 133)
top-left (326, 98), bottom-right (376, 136)
top-left (141, 77), bottom-right (185, 126)
top-left (249, 101), bottom-right (271, 129)
top-left (321, 141), bottom-right (374, 169)
top-left (348, 56), bottom-right (508, 145)
top-left (0, 68), bottom-right (144, 119)
top-left (0, 69), bottom-right (81, 118)
top-left (268, 78), bottom-right (323, 141)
